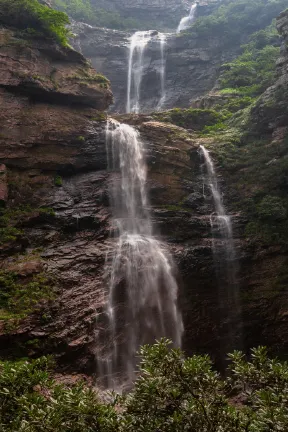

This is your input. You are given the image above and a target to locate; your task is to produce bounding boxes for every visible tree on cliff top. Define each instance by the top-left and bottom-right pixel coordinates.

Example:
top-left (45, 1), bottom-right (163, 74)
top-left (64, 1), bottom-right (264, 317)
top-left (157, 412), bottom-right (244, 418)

top-left (0, 0), bottom-right (70, 46)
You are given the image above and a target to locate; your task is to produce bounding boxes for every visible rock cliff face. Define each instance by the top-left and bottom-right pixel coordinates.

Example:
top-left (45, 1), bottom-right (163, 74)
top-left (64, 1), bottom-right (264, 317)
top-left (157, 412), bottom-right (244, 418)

top-left (90, 0), bottom-right (190, 30)
top-left (72, 22), bottom-right (240, 113)
top-left (1, 5), bottom-right (288, 377)
top-left (0, 26), bottom-right (113, 370)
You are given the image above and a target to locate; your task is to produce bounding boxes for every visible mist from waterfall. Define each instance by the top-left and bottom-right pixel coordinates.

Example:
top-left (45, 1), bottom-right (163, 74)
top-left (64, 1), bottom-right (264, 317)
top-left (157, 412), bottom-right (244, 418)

top-left (177, 3), bottom-right (197, 33)
top-left (200, 145), bottom-right (242, 351)
top-left (127, 31), bottom-right (167, 113)
top-left (97, 120), bottom-right (183, 389)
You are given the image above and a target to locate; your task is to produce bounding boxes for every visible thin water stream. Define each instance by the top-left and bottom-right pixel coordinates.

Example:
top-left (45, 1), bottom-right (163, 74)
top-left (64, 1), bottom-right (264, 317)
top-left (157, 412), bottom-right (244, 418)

top-left (177, 3), bottom-right (197, 33)
top-left (200, 145), bottom-right (242, 353)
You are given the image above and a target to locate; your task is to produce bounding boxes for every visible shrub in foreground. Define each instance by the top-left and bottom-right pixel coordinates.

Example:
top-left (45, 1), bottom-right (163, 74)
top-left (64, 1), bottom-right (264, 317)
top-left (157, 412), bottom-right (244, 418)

top-left (0, 340), bottom-right (287, 431)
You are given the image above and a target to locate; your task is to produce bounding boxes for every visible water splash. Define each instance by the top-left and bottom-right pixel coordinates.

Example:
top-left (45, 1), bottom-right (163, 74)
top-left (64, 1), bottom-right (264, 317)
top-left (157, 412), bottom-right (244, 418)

top-left (127, 31), bottom-right (167, 113)
top-left (177, 3), bottom-right (197, 33)
top-left (200, 145), bottom-right (242, 351)
top-left (97, 120), bottom-right (183, 389)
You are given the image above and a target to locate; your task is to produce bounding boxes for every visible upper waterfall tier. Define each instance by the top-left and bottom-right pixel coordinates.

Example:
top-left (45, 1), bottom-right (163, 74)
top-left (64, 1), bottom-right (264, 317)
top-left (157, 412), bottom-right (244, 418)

top-left (177, 3), bottom-right (197, 33)
top-left (127, 31), bottom-right (167, 113)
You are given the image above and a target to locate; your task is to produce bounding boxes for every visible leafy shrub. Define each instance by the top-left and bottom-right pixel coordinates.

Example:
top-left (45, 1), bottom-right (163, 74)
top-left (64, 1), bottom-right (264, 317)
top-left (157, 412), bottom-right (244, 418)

top-left (52, 0), bottom-right (141, 30)
top-left (257, 195), bottom-right (287, 221)
top-left (54, 175), bottom-right (63, 187)
top-left (0, 271), bottom-right (55, 319)
top-left (219, 22), bottom-right (280, 96)
top-left (0, 357), bottom-right (119, 432)
top-left (0, 0), bottom-right (70, 46)
top-left (216, 96), bottom-right (255, 113)
top-left (0, 226), bottom-right (23, 244)
top-left (0, 205), bottom-right (55, 245)
top-left (1, 340), bottom-right (288, 431)
top-left (189, 0), bottom-right (288, 44)
top-left (153, 108), bottom-right (225, 131)
top-left (201, 122), bottom-right (229, 135)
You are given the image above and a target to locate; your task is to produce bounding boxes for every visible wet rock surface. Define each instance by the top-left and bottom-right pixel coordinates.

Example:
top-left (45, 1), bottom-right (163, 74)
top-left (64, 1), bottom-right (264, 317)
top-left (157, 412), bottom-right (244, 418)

top-left (1, 6), bottom-right (288, 375)
top-left (71, 22), bottom-right (241, 113)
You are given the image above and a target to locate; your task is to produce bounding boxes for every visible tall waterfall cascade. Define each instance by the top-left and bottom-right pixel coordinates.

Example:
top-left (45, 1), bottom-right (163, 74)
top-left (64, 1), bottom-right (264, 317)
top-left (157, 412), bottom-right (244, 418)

top-left (127, 31), bottom-right (167, 113)
top-left (177, 3), bottom-right (197, 33)
top-left (200, 145), bottom-right (242, 350)
top-left (98, 120), bottom-right (183, 389)
top-left (200, 145), bottom-right (237, 274)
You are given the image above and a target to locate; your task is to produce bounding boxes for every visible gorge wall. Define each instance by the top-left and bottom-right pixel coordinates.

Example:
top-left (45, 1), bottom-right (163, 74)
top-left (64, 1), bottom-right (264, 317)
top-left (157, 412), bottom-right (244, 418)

top-left (71, 0), bottom-right (287, 114)
top-left (72, 22), bottom-right (239, 113)
top-left (89, 0), bottom-right (190, 30)
top-left (1, 1), bottom-right (288, 377)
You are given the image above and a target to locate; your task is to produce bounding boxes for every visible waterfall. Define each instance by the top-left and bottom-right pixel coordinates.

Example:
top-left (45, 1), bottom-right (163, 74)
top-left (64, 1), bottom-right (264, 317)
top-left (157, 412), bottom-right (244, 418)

top-left (157, 33), bottom-right (167, 111)
top-left (200, 145), bottom-right (236, 271)
top-left (127, 31), bottom-right (152, 114)
top-left (200, 145), bottom-right (242, 351)
top-left (98, 120), bottom-right (183, 389)
top-left (177, 3), bottom-right (197, 33)
top-left (127, 31), bottom-right (167, 113)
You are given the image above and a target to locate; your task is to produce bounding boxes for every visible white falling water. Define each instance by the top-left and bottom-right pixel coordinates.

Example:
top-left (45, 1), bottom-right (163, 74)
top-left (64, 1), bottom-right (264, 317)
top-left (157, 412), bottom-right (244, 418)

top-left (156, 33), bottom-right (167, 111)
top-left (177, 3), bottom-right (197, 33)
top-left (127, 31), bottom-right (152, 114)
top-left (200, 145), bottom-right (241, 351)
top-left (127, 31), bottom-right (167, 113)
top-left (199, 145), bottom-right (236, 267)
top-left (98, 120), bottom-right (183, 389)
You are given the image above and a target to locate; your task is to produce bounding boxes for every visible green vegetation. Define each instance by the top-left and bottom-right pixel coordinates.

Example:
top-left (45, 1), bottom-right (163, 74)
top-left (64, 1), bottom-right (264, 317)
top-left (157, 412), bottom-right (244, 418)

top-left (188, 0), bottom-right (287, 44)
top-left (0, 0), bottom-right (70, 46)
top-left (204, 131), bottom-right (288, 245)
top-left (0, 205), bottom-right (55, 245)
top-left (0, 270), bottom-right (55, 320)
top-left (0, 226), bottom-right (23, 244)
top-left (154, 108), bottom-right (226, 131)
top-left (191, 15), bottom-right (288, 244)
top-left (217, 96), bottom-right (254, 113)
top-left (68, 70), bottom-right (110, 89)
top-left (77, 135), bottom-right (85, 142)
top-left (257, 195), bottom-right (287, 221)
top-left (52, 0), bottom-right (141, 30)
top-left (220, 23), bottom-right (280, 96)
top-left (90, 111), bottom-right (107, 122)
top-left (0, 340), bottom-right (288, 431)
top-left (180, 21), bottom-right (281, 140)
top-left (54, 175), bottom-right (63, 187)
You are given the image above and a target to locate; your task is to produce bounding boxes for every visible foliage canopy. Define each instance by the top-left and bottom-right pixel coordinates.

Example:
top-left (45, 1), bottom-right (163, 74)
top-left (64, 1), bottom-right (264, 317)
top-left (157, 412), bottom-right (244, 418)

top-left (0, 0), bottom-right (70, 45)
top-left (190, 0), bottom-right (288, 43)
top-left (0, 340), bottom-right (288, 431)
top-left (52, 0), bottom-right (141, 30)
top-left (220, 22), bottom-right (280, 96)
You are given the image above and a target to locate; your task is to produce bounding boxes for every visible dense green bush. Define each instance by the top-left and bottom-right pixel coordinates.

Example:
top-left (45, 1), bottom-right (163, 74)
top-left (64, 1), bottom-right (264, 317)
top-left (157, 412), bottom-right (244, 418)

top-left (220, 23), bottom-right (280, 96)
top-left (0, 270), bottom-right (55, 319)
top-left (153, 108), bottom-right (225, 131)
top-left (0, 357), bottom-right (119, 431)
top-left (189, 0), bottom-right (287, 43)
top-left (1, 340), bottom-right (288, 431)
top-left (0, 0), bottom-right (70, 45)
top-left (257, 195), bottom-right (287, 221)
top-left (0, 205), bottom-right (55, 245)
